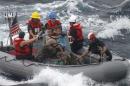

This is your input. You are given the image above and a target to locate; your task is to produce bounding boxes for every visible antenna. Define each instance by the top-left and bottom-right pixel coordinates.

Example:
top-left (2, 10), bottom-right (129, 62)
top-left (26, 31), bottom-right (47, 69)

top-left (2, 6), bottom-right (17, 45)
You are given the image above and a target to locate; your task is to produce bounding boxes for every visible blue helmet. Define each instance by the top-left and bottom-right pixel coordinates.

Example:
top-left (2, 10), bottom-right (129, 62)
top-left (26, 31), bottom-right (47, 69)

top-left (48, 11), bottom-right (57, 19)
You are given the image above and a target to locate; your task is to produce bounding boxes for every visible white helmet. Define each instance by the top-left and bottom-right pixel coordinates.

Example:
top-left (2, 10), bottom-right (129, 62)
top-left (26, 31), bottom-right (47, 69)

top-left (69, 15), bottom-right (77, 22)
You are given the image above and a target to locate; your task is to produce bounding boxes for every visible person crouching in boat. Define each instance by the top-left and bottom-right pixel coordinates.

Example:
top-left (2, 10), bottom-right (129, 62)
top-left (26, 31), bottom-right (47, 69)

top-left (13, 31), bottom-right (38, 60)
top-left (35, 38), bottom-right (68, 64)
top-left (45, 11), bottom-right (62, 42)
top-left (78, 32), bottom-right (112, 63)
top-left (68, 15), bottom-right (84, 54)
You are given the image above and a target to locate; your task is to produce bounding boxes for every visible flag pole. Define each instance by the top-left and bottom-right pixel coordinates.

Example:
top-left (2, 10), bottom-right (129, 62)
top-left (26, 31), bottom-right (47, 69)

top-left (4, 7), bottom-right (16, 46)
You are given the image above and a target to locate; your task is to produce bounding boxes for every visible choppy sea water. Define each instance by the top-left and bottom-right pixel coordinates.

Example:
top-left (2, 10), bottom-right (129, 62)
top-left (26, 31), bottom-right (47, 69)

top-left (0, 0), bottom-right (130, 86)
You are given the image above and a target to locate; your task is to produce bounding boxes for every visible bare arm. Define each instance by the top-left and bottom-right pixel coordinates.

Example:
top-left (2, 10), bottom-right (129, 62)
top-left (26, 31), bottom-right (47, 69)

top-left (80, 49), bottom-right (90, 59)
top-left (57, 44), bottom-right (64, 52)
top-left (29, 30), bottom-right (36, 38)
top-left (100, 46), bottom-right (107, 56)
top-left (20, 37), bottom-right (37, 47)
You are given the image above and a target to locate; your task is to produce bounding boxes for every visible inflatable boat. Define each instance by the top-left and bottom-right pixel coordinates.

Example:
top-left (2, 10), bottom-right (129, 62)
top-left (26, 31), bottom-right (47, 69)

top-left (0, 50), bottom-right (129, 82)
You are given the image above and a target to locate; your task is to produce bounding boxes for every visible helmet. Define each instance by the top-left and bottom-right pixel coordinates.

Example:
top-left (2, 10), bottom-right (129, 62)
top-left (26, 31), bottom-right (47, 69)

top-left (46, 38), bottom-right (57, 46)
top-left (69, 15), bottom-right (77, 22)
top-left (48, 11), bottom-right (57, 19)
top-left (19, 31), bottom-right (25, 38)
top-left (31, 11), bottom-right (41, 19)
top-left (88, 32), bottom-right (96, 41)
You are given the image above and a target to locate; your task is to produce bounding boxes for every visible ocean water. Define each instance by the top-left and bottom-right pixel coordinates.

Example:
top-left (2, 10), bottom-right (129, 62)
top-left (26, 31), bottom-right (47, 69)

top-left (0, 0), bottom-right (130, 86)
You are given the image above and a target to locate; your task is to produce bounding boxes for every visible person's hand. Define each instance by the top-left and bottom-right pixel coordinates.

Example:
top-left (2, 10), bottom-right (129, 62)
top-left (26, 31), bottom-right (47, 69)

top-left (101, 50), bottom-right (105, 57)
top-left (33, 35), bottom-right (39, 41)
top-left (76, 55), bottom-right (83, 62)
top-left (33, 35), bottom-right (37, 38)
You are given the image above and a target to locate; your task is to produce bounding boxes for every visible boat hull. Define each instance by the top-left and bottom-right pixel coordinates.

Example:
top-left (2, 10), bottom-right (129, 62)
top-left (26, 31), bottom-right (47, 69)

top-left (0, 51), bottom-right (129, 82)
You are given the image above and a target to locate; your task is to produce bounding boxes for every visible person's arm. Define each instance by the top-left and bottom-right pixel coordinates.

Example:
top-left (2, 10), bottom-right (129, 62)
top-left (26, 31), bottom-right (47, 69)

top-left (80, 49), bottom-right (90, 58)
top-left (41, 24), bottom-right (46, 34)
top-left (28, 25), bottom-right (36, 38)
top-left (57, 44), bottom-right (64, 53)
top-left (77, 46), bottom-right (91, 61)
top-left (99, 46), bottom-right (107, 56)
top-left (69, 28), bottom-right (77, 41)
top-left (97, 39), bottom-right (107, 56)
top-left (57, 24), bottom-right (62, 31)
top-left (20, 37), bottom-right (38, 47)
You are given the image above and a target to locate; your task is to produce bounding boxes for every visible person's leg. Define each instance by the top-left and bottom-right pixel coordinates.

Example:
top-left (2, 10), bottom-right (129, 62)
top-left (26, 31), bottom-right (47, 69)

top-left (16, 55), bottom-right (26, 60)
top-left (29, 44), bottom-right (33, 56)
top-left (26, 55), bottom-right (35, 61)
top-left (105, 50), bottom-right (112, 61)
top-left (70, 43), bottom-right (77, 53)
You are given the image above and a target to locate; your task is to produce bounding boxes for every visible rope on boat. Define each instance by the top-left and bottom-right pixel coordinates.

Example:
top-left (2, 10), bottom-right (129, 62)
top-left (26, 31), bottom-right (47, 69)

top-left (21, 60), bottom-right (40, 67)
top-left (0, 56), bottom-right (40, 67)
top-left (0, 56), bottom-right (16, 62)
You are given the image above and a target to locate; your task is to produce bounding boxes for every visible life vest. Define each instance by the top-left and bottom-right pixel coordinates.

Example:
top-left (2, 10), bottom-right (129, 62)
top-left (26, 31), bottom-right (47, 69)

top-left (69, 23), bottom-right (83, 41)
top-left (47, 19), bottom-right (61, 30)
top-left (13, 37), bottom-right (31, 56)
top-left (46, 19), bottom-right (62, 36)
top-left (27, 19), bottom-right (42, 39)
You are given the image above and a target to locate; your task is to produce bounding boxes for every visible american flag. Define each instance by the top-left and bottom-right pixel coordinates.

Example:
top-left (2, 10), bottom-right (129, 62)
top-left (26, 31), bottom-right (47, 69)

top-left (10, 14), bottom-right (21, 36)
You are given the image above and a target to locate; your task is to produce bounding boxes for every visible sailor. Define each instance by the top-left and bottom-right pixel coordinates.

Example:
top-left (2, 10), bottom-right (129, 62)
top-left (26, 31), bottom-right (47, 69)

top-left (27, 11), bottom-right (45, 57)
top-left (13, 31), bottom-right (38, 60)
top-left (45, 11), bottom-right (62, 42)
top-left (27, 11), bottom-right (45, 39)
top-left (68, 15), bottom-right (84, 54)
top-left (78, 32), bottom-right (112, 63)
top-left (35, 38), bottom-right (67, 63)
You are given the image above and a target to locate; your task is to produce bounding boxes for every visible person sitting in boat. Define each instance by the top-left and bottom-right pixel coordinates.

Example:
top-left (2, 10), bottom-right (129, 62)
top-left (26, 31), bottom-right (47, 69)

top-left (45, 11), bottom-right (62, 42)
top-left (67, 15), bottom-right (84, 54)
top-left (78, 32), bottom-right (112, 63)
top-left (35, 38), bottom-right (68, 64)
top-left (13, 31), bottom-right (38, 60)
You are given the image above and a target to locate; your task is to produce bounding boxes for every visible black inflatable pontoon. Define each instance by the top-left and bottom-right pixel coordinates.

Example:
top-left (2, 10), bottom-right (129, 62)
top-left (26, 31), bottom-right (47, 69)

top-left (0, 51), bottom-right (129, 82)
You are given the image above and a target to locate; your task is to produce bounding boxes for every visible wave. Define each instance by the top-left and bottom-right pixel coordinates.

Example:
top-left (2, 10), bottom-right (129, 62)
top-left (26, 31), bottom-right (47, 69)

top-left (0, 67), bottom-right (123, 86)
top-left (0, 67), bottom-right (96, 86)
top-left (97, 16), bottom-right (130, 39)
top-left (0, 0), bottom-right (64, 4)
top-left (0, 76), bottom-right (18, 85)
top-left (0, 0), bottom-right (130, 43)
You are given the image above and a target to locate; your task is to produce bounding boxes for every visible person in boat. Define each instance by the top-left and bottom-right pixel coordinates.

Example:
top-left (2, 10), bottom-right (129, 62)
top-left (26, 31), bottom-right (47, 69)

top-left (27, 11), bottom-right (45, 57)
top-left (78, 32), bottom-right (112, 63)
top-left (27, 11), bottom-right (45, 39)
top-left (45, 11), bottom-right (62, 42)
top-left (36, 38), bottom-right (78, 65)
top-left (67, 15), bottom-right (84, 54)
top-left (35, 38), bottom-right (69, 64)
top-left (13, 31), bottom-right (38, 60)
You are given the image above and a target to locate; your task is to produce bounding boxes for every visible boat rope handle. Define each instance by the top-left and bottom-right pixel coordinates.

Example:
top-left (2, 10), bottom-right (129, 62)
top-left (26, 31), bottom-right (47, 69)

top-left (22, 60), bottom-right (39, 67)
top-left (0, 56), bottom-right (16, 62)
top-left (0, 56), bottom-right (40, 67)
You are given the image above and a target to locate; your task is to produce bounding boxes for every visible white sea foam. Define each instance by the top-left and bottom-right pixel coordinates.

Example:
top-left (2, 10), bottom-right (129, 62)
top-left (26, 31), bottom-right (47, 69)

top-left (0, 67), bottom-right (97, 86)
top-left (97, 17), bottom-right (130, 39)
top-left (0, 76), bottom-right (18, 85)
top-left (0, 0), bottom-right (129, 86)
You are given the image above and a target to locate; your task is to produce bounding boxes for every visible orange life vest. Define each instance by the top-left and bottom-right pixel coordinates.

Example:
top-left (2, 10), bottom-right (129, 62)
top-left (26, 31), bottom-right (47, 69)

top-left (13, 37), bottom-right (31, 56)
top-left (47, 19), bottom-right (61, 30)
top-left (69, 23), bottom-right (83, 41)
top-left (27, 19), bottom-right (42, 39)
